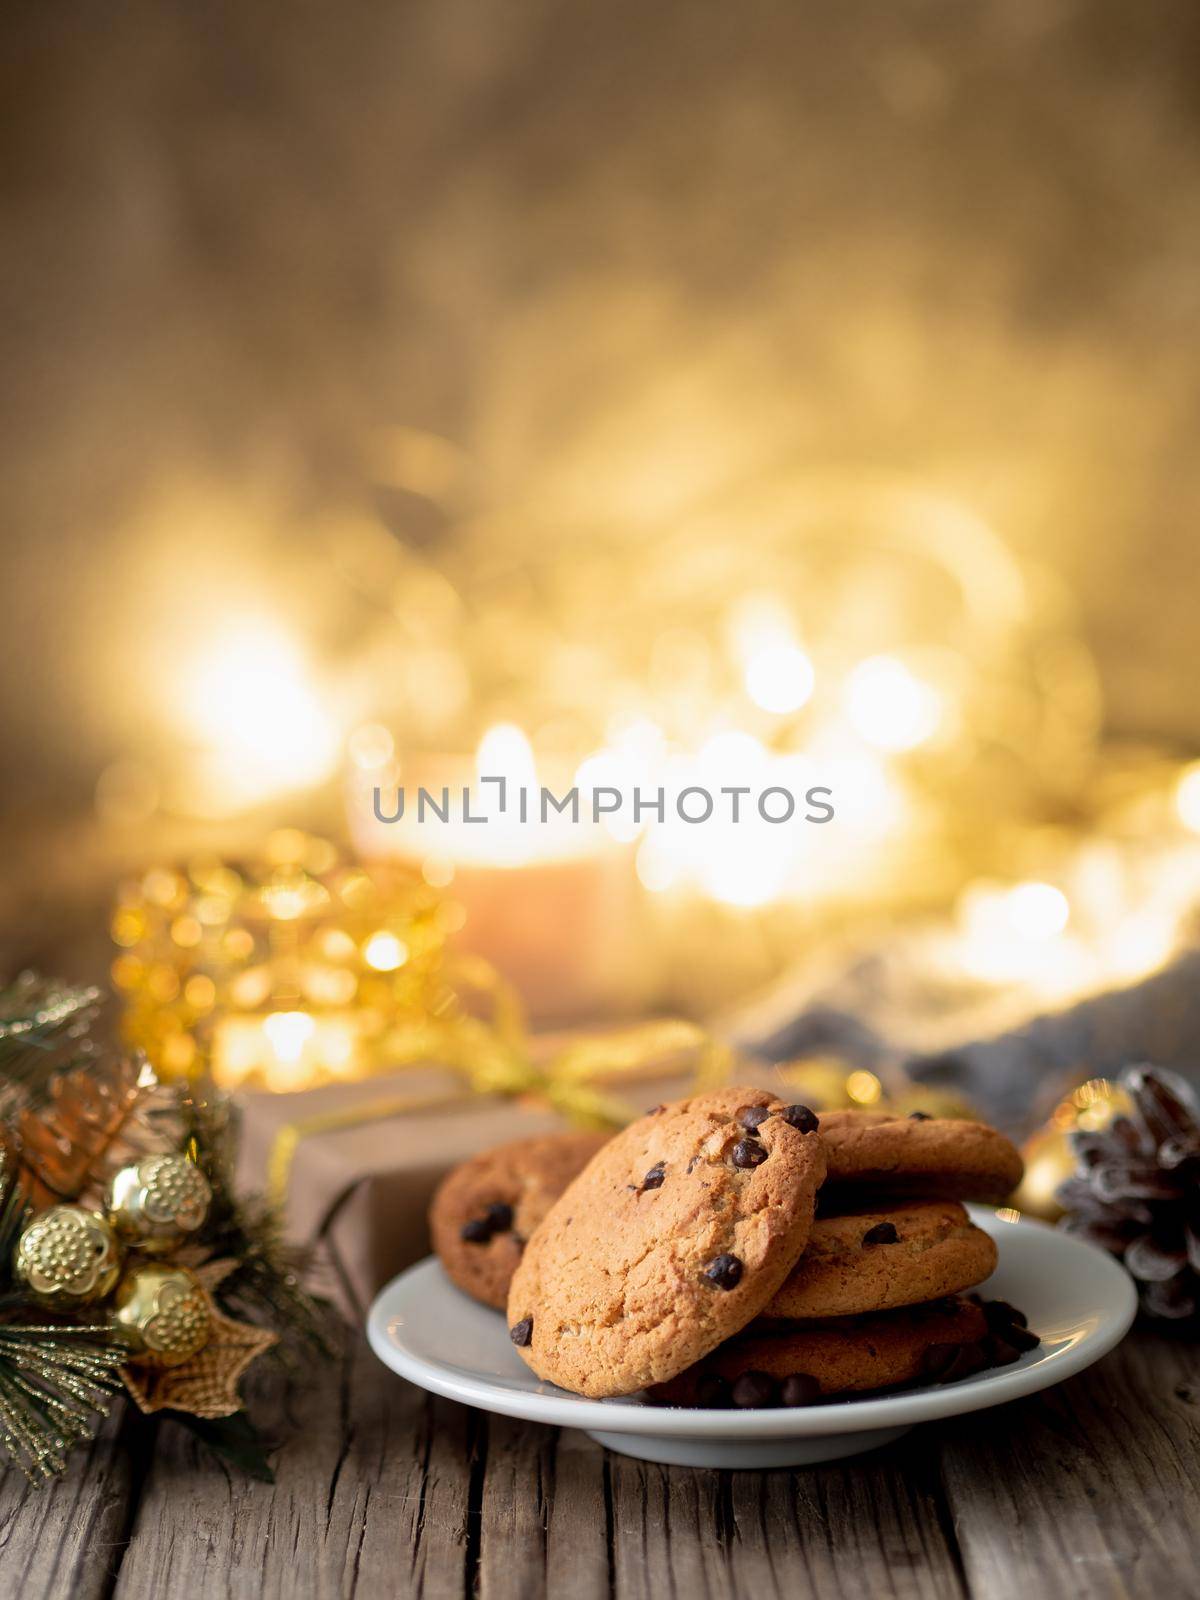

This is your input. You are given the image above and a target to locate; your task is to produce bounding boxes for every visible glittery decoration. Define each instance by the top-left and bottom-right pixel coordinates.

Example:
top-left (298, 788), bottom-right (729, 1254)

top-left (0, 1323), bottom-right (127, 1483)
top-left (107, 1153), bottom-right (211, 1252)
top-left (120, 1268), bottom-right (277, 1418)
top-left (111, 1263), bottom-right (212, 1368)
top-left (13, 1206), bottom-right (122, 1306)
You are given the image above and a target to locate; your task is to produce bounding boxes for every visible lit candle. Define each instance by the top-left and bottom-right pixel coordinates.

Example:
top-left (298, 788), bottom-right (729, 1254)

top-left (348, 725), bottom-right (641, 1020)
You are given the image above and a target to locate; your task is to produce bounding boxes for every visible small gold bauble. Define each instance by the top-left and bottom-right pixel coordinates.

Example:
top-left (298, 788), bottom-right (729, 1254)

top-left (1013, 1124), bottom-right (1075, 1221)
top-left (1015, 1078), bottom-right (1133, 1220)
top-left (110, 1263), bottom-right (212, 1368)
top-left (106, 1153), bottom-right (212, 1253)
top-left (14, 1205), bottom-right (123, 1305)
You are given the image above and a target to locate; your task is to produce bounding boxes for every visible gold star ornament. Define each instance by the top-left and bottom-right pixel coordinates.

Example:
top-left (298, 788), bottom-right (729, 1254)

top-left (120, 1260), bottom-right (277, 1418)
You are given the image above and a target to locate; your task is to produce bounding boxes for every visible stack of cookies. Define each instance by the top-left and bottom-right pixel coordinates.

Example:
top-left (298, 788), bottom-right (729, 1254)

top-left (430, 1088), bottom-right (1037, 1407)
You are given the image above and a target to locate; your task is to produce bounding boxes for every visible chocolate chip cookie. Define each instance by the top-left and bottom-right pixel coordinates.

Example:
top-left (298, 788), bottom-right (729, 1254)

top-left (649, 1295), bottom-right (994, 1406)
top-left (819, 1110), bottom-right (1023, 1203)
top-left (430, 1130), bottom-right (609, 1309)
top-left (505, 1088), bottom-right (827, 1397)
top-left (760, 1199), bottom-right (998, 1321)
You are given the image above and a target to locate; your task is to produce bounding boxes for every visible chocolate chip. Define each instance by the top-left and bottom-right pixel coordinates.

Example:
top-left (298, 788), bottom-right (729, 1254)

top-left (777, 1104), bottom-right (819, 1134)
top-left (642, 1163), bottom-right (666, 1190)
top-left (924, 1340), bottom-right (988, 1384)
top-left (921, 1342), bottom-right (959, 1379)
top-left (981, 1299), bottom-right (1027, 1331)
top-left (737, 1105), bottom-right (770, 1132)
top-left (702, 1253), bottom-right (743, 1290)
top-left (862, 1221), bottom-right (899, 1245)
top-left (908, 1110), bottom-right (933, 1121)
top-left (981, 1299), bottom-right (1039, 1351)
top-left (509, 1318), bottom-right (533, 1347)
top-left (646, 1103), bottom-right (666, 1116)
top-left (460, 1218), bottom-right (493, 1244)
top-left (731, 1370), bottom-right (777, 1408)
top-left (940, 1342), bottom-right (990, 1383)
top-left (686, 1156), bottom-right (700, 1174)
top-left (779, 1373), bottom-right (820, 1407)
top-left (731, 1138), bottom-right (768, 1170)
top-left (696, 1373), bottom-right (732, 1408)
top-left (485, 1202), bottom-right (514, 1232)
top-left (1004, 1322), bottom-right (1040, 1353)
top-left (984, 1334), bottom-right (1021, 1368)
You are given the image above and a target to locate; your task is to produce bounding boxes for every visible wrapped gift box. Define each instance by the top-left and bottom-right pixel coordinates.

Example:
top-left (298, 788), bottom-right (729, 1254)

top-left (235, 1055), bottom-right (718, 1321)
top-left (234, 1068), bottom-right (566, 1320)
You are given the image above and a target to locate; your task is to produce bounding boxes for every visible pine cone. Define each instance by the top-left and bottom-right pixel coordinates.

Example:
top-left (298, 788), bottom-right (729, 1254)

top-left (1058, 1065), bottom-right (1200, 1321)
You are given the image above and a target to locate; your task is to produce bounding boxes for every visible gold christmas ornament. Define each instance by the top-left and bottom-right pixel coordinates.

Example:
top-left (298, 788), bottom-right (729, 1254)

top-left (14, 1206), bottom-right (122, 1306)
top-left (106, 1153), bottom-right (212, 1252)
top-left (110, 1263), bottom-right (212, 1368)
top-left (1014, 1078), bottom-right (1132, 1220)
top-left (120, 1259), bottom-right (278, 1417)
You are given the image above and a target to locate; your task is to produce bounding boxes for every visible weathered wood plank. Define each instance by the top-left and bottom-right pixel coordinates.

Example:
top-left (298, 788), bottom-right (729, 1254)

top-left (939, 1331), bottom-right (1200, 1600)
top-left (4, 1325), bottom-right (1194, 1600)
top-left (476, 1418), bottom-right (608, 1600)
top-left (606, 1453), bottom-right (732, 1600)
top-left (0, 1400), bottom-right (142, 1600)
top-left (604, 1429), bottom-right (963, 1600)
top-left (112, 1337), bottom-right (474, 1600)
top-left (732, 1432), bottom-right (966, 1600)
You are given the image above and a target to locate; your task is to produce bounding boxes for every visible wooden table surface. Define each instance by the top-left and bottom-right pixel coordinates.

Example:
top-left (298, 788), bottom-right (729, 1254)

top-left (0, 873), bottom-right (1196, 1597)
top-left (1, 1322), bottom-right (1196, 1600)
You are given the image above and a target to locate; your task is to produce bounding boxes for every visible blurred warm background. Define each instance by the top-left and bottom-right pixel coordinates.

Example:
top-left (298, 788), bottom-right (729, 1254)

top-left (4, 2), bottom-right (1200, 1102)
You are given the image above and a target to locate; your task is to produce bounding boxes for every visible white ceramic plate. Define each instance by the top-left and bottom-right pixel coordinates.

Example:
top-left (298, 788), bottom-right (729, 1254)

top-left (367, 1207), bottom-right (1136, 1468)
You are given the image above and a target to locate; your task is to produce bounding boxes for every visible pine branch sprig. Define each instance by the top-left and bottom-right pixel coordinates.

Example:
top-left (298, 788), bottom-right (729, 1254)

top-left (0, 1323), bottom-right (129, 1483)
top-left (180, 1090), bottom-right (342, 1364)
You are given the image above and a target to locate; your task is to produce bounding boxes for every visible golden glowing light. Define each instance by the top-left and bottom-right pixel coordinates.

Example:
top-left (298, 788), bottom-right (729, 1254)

top-left (728, 594), bottom-right (815, 716)
top-left (635, 836), bottom-right (680, 894)
top-left (215, 1010), bottom-right (361, 1091)
top-left (843, 655), bottom-right (941, 751)
top-left (1105, 912), bottom-right (1176, 982)
top-left (1007, 881), bottom-right (1070, 941)
top-left (845, 1069), bottom-right (883, 1105)
top-left (349, 723), bottom-right (396, 772)
top-left (956, 878), bottom-right (1082, 991)
top-left (476, 722), bottom-right (538, 791)
top-left (362, 931), bottom-right (408, 971)
top-left (170, 915), bottom-right (202, 949)
top-left (744, 643), bottom-right (815, 715)
top-left (261, 1010), bottom-right (315, 1063)
top-left (575, 717), bottom-right (666, 844)
top-left (1175, 762), bottom-right (1200, 832)
top-left (179, 623), bottom-right (339, 810)
top-left (677, 732), bottom-right (792, 908)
